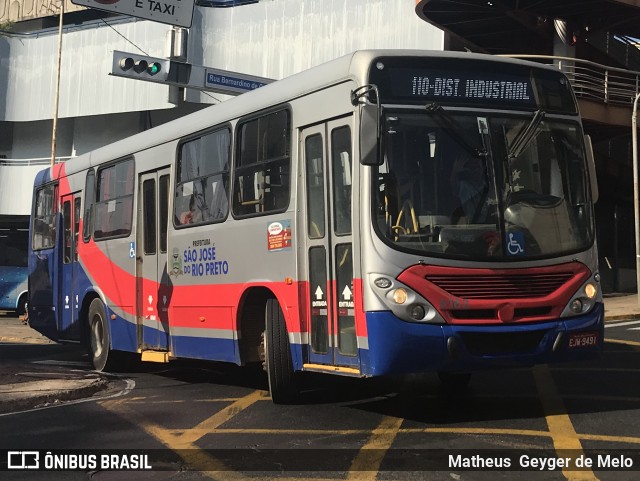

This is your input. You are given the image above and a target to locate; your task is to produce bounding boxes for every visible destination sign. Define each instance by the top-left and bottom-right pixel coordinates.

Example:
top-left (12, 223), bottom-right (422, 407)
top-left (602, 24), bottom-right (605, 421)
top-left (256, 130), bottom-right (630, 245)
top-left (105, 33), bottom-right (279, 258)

top-left (390, 68), bottom-right (535, 106)
top-left (369, 57), bottom-right (577, 113)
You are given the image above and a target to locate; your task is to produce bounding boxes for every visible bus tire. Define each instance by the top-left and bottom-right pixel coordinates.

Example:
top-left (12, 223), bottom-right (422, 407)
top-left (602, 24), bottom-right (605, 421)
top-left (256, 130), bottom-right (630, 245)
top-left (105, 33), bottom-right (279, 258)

top-left (88, 298), bottom-right (131, 372)
top-left (264, 298), bottom-right (298, 404)
top-left (16, 294), bottom-right (28, 317)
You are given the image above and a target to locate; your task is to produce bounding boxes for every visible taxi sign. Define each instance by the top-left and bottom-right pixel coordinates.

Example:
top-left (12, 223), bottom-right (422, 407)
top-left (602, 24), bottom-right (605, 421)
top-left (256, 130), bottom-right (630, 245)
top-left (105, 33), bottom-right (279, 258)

top-left (71, 0), bottom-right (195, 28)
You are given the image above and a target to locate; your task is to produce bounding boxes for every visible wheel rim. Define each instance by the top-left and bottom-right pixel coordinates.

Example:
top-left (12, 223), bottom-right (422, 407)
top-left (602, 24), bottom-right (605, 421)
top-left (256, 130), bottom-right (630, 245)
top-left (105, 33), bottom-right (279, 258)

top-left (91, 313), bottom-right (104, 358)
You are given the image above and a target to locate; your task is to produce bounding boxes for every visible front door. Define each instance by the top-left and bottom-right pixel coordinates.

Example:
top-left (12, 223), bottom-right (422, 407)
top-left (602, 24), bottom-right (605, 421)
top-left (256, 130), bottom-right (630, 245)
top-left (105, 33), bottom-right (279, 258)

top-left (137, 168), bottom-right (171, 350)
top-left (301, 117), bottom-right (358, 367)
top-left (59, 193), bottom-right (81, 340)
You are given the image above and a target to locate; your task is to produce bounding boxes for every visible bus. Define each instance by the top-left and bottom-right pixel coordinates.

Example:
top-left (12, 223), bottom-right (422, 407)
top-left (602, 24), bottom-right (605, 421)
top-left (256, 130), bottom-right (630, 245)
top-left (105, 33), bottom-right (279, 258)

top-left (28, 50), bottom-right (603, 403)
top-left (0, 217), bottom-right (29, 315)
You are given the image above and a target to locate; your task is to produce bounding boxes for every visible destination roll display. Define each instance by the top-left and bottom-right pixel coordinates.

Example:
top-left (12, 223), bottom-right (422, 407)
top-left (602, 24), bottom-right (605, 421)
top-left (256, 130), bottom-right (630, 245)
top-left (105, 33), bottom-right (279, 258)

top-left (411, 75), bottom-right (531, 102)
top-left (368, 58), bottom-right (577, 113)
top-left (391, 68), bottom-right (536, 106)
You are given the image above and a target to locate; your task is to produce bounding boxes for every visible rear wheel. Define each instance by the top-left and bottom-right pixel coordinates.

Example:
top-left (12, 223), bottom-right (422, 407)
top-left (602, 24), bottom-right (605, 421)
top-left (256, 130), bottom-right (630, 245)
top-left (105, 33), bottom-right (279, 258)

top-left (263, 298), bottom-right (298, 404)
top-left (16, 294), bottom-right (28, 317)
top-left (88, 298), bottom-right (132, 372)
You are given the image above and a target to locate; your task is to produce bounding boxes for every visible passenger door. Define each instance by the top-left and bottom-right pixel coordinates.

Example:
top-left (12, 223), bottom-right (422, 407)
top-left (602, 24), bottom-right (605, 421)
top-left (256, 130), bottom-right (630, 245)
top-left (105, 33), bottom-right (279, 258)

top-left (58, 193), bottom-right (81, 340)
top-left (137, 168), bottom-right (171, 351)
top-left (301, 118), bottom-right (358, 368)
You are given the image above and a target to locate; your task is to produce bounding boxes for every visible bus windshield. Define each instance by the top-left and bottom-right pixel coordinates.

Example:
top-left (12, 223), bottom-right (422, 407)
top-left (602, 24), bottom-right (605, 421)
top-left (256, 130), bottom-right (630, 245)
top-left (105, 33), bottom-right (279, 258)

top-left (374, 111), bottom-right (594, 260)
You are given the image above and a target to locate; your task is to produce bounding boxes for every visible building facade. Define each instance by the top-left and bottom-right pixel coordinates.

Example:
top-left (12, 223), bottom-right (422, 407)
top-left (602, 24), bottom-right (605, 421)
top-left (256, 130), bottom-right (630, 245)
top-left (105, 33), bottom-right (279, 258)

top-left (0, 0), bottom-right (444, 215)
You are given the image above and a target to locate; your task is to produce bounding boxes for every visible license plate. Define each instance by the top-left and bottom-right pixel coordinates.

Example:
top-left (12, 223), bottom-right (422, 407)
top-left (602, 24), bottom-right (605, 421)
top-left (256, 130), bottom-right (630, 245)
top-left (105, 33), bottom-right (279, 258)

top-left (568, 332), bottom-right (599, 348)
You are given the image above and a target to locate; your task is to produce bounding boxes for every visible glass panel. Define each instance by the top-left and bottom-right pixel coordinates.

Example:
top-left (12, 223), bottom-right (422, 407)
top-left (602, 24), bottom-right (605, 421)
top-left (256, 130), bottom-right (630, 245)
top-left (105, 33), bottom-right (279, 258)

top-left (309, 247), bottom-right (328, 354)
top-left (335, 243), bottom-right (356, 356)
top-left (143, 179), bottom-right (156, 255)
top-left (83, 170), bottom-right (95, 242)
top-left (159, 175), bottom-right (169, 253)
top-left (305, 134), bottom-right (325, 239)
top-left (331, 126), bottom-right (352, 235)
top-left (73, 198), bottom-right (81, 261)
top-left (232, 110), bottom-right (291, 217)
top-left (0, 230), bottom-right (28, 267)
top-left (175, 129), bottom-right (230, 226)
top-left (373, 112), bottom-right (594, 260)
top-left (32, 184), bottom-right (57, 251)
top-left (94, 159), bottom-right (134, 240)
top-left (63, 200), bottom-right (72, 264)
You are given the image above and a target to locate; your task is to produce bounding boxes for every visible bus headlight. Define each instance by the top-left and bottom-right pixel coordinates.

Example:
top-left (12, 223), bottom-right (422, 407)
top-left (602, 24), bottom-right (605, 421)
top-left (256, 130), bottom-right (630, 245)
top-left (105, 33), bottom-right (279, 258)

top-left (369, 273), bottom-right (444, 324)
top-left (392, 288), bottom-right (407, 304)
top-left (584, 282), bottom-right (597, 299)
top-left (560, 275), bottom-right (600, 318)
top-left (570, 298), bottom-right (583, 313)
top-left (410, 305), bottom-right (426, 320)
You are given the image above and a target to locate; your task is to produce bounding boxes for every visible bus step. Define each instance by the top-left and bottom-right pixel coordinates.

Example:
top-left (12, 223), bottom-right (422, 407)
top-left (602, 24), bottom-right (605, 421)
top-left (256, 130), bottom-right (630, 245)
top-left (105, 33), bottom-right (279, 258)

top-left (302, 363), bottom-right (361, 377)
top-left (141, 350), bottom-right (170, 363)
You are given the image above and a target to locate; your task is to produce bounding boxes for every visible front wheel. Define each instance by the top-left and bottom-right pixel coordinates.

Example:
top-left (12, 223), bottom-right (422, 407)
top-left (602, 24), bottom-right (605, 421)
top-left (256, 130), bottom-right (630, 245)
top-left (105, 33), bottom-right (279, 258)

top-left (88, 298), bottom-right (132, 372)
top-left (263, 298), bottom-right (298, 404)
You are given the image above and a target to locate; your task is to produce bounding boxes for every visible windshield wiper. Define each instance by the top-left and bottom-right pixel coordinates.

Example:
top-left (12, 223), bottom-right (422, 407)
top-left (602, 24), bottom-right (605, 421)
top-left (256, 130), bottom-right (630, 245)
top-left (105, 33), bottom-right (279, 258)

top-left (425, 103), bottom-right (485, 158)
top-left (507, 109), bottom-right (545, 159)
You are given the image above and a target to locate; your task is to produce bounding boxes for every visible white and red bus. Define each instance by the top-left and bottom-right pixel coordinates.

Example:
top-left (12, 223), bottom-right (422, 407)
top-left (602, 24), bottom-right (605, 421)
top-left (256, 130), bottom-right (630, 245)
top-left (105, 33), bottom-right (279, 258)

top-left (29, 50), bottom-right (603, 403)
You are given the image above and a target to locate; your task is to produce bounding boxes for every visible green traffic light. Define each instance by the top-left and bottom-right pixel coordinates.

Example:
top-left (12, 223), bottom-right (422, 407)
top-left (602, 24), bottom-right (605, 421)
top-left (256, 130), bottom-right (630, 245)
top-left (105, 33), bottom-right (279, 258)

top-left (148, 62), bottom-right (161, 76)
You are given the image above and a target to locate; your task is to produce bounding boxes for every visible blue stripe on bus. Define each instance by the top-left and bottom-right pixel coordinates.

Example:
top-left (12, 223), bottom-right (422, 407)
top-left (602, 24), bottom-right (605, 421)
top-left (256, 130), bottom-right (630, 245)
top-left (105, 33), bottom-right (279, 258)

top-left (171, 336), bottom-right (237, 363)
top-left (107, 313), bottom-right (138, 353)
top-left (363, 303), bottom-right (604, 377)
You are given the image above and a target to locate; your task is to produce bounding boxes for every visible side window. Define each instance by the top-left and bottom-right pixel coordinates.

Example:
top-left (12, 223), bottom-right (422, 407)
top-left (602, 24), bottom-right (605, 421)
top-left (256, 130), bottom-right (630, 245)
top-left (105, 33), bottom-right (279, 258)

top-left (94, 158), bottom-right (134, 240)
top-left (175, 128), bottom-right (230, 227)
top-left (32, 183), bottom-right (58, 250)
top-left (232, 109), bottom-right (291, 217)
top-left (83, 169), bottom-right (95, 242)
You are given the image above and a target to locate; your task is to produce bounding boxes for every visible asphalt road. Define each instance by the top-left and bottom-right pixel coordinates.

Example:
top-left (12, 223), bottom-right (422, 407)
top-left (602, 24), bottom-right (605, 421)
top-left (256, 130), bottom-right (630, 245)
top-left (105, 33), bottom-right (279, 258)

top-left (1, 315), bottom-right (639, 481)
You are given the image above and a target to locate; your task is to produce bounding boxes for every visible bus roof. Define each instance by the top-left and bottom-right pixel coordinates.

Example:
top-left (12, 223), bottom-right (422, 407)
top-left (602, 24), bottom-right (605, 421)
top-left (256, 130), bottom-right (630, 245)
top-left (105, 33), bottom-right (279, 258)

top-left (41, 49), bottom-right (562, 182)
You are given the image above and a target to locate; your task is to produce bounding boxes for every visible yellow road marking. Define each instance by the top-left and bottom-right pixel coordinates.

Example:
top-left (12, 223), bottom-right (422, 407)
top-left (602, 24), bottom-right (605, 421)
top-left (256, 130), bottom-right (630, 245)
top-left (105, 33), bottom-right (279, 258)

top-left (101, 391), bottom-right (265, 480)
top-left (347, 416), bottom-right (403, 481)
top-left (534, 365), bottom-right (599, 481)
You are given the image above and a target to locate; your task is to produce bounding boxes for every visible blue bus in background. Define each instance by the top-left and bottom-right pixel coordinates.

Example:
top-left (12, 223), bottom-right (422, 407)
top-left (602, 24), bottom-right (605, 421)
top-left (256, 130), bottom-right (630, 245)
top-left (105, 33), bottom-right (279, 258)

top-left (0, 217), bottom-right (29, 315)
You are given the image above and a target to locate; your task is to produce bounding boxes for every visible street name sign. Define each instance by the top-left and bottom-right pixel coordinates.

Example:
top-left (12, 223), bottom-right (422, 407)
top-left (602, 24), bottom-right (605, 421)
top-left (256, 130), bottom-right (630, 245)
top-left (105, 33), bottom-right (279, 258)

top-left (71, 0), bottom-right (195, 28)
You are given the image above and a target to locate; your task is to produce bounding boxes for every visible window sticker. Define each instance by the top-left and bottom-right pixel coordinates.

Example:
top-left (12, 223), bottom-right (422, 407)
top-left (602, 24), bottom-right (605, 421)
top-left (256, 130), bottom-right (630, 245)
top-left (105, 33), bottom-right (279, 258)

top-left (506, 231), bottom-right (525, 256)
top-left (267, 220), bottom-right (292, 251)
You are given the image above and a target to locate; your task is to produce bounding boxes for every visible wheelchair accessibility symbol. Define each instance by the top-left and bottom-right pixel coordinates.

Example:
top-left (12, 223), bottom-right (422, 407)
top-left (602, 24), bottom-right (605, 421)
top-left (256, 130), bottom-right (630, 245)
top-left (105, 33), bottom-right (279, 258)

top-left (506, 232), bottom-right (525, 256)
top-left (129, 242), bottom-right (136, 259)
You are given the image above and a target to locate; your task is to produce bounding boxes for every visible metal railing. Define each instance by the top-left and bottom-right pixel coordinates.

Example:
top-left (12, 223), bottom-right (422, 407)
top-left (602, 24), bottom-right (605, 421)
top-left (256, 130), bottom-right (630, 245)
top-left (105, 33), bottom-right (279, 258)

top-left (0, 156), bottom-right (74, 166)
top-left (502, 54), bottom-right (640, 107)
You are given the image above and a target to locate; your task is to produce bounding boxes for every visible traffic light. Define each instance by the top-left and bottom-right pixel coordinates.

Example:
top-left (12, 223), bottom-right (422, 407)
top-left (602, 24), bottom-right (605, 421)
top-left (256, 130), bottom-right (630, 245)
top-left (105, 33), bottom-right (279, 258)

top-left (111, 51), bottom-right (169, 82)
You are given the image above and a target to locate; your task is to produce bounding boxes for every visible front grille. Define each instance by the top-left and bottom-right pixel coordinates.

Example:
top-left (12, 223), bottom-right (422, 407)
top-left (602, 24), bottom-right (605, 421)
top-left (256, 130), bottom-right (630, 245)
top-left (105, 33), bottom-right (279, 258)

top-left (426, 273), bottom-right (574, 299)
top-left (459, 330), bottom-right (548, 356)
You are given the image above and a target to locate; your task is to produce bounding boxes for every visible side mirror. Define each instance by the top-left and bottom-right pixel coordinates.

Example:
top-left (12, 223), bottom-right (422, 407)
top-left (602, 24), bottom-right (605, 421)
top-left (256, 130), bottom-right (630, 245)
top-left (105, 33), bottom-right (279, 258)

top-left (360, 104), bottom-right (382, 166)
top-left (584, 134), bottom-right (599, 204)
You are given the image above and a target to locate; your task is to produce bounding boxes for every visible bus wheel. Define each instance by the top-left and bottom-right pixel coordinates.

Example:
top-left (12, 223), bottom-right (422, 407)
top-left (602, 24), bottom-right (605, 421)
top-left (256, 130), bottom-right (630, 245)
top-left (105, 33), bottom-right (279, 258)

top-left (16, 295), bottom-right (28, 317)
top-left (438, 371), bottom-right (471, 392)
top-left (263, 298), bottom-right (298, 404)
top-left (88, 298), bottom-right (130, 372)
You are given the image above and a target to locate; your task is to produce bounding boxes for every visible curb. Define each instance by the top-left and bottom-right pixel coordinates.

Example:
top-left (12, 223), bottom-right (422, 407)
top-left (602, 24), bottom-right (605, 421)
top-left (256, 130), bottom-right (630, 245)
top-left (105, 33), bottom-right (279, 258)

top-left (0, 336), bottom-right (55, 345)
top-left (0, 377), bottom-right (109, 415)
top-left (604, 313), bottom-right (640, 322)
